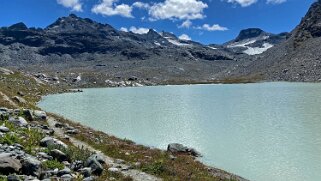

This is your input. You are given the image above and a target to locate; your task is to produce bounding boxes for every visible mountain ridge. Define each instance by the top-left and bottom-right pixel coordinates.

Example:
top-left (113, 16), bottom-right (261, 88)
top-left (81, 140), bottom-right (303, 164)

top-left (1, 1), bottom-right (320, 86)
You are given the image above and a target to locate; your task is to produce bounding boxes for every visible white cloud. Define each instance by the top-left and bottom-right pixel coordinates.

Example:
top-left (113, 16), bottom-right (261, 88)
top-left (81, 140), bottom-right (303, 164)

top-left (148, 0), bottom-right (208, 20)
top-left (266, 0), bottom-right (287, 4)
top-left (57, 0), bottom-right (83, 11)
top-left (179, 34), bottom-right (192, 41)
top-left (120, 27), bottom-right (128, 32)
top-left (196, 24), bottom-right (228, 31)
top-left (226, 0), bottom-right (257, 7)
top-left (129, 26), bottom-right (150, 34)
top-left (179, 20), bottom-right (193, 28)
top-left (132, 2), bottom-right (150, 9)
top-left (92, 0), bottom-right (133, 18)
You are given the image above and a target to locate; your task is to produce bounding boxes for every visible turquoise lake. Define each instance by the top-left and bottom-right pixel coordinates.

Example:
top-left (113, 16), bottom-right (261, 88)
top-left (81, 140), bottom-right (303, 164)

top-left (38, 83), bottom-right (321, 181)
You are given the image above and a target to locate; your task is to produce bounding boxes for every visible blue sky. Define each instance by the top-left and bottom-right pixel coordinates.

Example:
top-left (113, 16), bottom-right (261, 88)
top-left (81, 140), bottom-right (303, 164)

top-left (0, 0), bottom-right (315, 44)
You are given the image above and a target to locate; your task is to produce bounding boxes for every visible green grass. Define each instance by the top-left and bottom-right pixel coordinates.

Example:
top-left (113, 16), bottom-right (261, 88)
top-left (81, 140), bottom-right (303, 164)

top-left (42, 159), bottom-right (65, 170)
top-left (0, 133), bottom-right (21, 145)
top-left (46, 144), bottom-right (93, 163)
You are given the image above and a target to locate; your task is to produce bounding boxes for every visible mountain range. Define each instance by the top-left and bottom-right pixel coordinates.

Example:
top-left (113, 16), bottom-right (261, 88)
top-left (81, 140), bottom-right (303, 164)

top-left (1, 0), bottom-right (321, 86)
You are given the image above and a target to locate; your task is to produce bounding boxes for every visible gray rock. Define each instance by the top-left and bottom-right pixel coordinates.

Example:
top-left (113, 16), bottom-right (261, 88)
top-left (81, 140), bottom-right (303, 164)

top-left (114, 159), bottom-right (125, 164)
top-left (12, 96), bottom-right (26, 104)
top-left (167, 143), bottom-right (189, 153)
top-left (57, 167), bottom-right (71, 176)
top-left (60, 174), bottom-right (73, 181)
top-left (0, 126), bottom-right (10, 133)
top-left (0, 153), bottom-right (22, 175)
top-left (85, 154), bottom-right (104, 175)
top-left (8, 117), bottom-right (28, 127)
top-left (49, 149), bottom-right (68, 162)
top-left (40, 137), bottom-right (68, 149)
top-left (70, 160), bottom-right (83, 171)
top-left (7, 174), bottom-right (21, 181)
top-left (22, 109), bottom-right (34, 121)
top-left (87, 154), bottom-right (105, 165)
top-left (83, 176), bottom-right (95, 181)
top-left (80, 167), bottom-right (91, 178)
top-left (167, 143), bottom-right (202, 157)
top-left (33, 110), bottom-right (47, 121)
top-left (107, 167), bottom-right (119, 173)
top-left (189, 148), bottom-right (202, 157)
top-left (21, 156), bottom-right (41, 177)
top-left (65, 129), bottom-right (78, 135)
top-left (37, 152), bottom-right (53, 160)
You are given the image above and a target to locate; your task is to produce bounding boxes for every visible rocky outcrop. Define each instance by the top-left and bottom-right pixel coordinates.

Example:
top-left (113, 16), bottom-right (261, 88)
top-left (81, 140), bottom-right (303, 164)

top-left (40, 136), bottom-right (68, 149)
top-left (293, 0), bottom-right (321, 46)
top-left (0, 153), bottom-right (22, 175)
top-left (167, 143), bottom-right (202, 157)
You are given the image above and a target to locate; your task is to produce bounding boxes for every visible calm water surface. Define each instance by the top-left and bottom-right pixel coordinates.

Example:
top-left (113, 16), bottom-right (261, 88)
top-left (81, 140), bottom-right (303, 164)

top-left (38, 83), bottom-right (321, 181)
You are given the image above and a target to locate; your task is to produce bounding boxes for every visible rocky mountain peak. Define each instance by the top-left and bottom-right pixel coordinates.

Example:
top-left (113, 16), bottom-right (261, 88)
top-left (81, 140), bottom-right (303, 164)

top-left (8, 22), bottom-right (28, 30)
top-left (293, 0), bottom-right (321, 45)
top-left (160, 31), bottom-right (177, 39)
top-left (45, 14), bottom-right (116, 34)
top-left (235, 28), bottom-right (267, 42)
top-left (146, 29), bottom-right (164, 41)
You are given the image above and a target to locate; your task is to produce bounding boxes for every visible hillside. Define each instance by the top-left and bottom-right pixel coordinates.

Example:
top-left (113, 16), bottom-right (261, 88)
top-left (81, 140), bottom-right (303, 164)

top-left (226, 0), bottom-right (321, 82)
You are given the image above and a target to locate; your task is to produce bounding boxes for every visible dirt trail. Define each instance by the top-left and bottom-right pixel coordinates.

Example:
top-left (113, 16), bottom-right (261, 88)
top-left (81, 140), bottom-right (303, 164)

top-left (47, 117), bottom-right (162, 181)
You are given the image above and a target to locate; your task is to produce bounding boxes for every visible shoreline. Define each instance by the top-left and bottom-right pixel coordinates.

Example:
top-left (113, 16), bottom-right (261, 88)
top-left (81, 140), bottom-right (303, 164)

top-left (46, 112), bottom-right (249, 181)
top-left (0, 71), bottom-right (249, 180)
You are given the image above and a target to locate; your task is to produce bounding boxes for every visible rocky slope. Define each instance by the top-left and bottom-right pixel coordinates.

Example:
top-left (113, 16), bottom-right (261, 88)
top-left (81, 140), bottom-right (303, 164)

top-left (226, 0), bottom-right (321, 82)
top-left (0, 14), bottom-right (241, 87)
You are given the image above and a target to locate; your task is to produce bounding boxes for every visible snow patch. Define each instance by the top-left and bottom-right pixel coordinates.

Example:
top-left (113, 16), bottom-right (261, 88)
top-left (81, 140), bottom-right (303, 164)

top-left (165, 37), bottom-right (191, 46)
top-left (227, 39), bottom-right (257, 48)
top-left (208, 46), bottom-right (217, 50)
top-left (154, 42), bottom-right (161, 46)
top-left (243, 43), bottom-right (274, 55)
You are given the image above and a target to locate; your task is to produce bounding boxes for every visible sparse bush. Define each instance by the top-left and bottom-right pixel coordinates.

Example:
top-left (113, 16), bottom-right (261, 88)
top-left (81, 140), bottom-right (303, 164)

top-left (0, 133), bottom-right (21, 145)
top-left (42, 159), bottom-right (65, 170)
top-left (20, 128), bottom-right (45, 154)
top-left (142, 160), bottom-right (166, 175)
top-left (47, 145), bottom-right (93, 162)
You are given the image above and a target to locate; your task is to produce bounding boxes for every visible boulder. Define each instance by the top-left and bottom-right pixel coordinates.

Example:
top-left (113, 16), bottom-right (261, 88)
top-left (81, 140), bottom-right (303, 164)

top-left (49, 149), bottom-right (68, 162)
top-left (80, 167), bottom-right (91, 178)
top-left (167, 143), bottom-right (202, 157)
top-left (12, 96), bottom-right (26, 104)
top-left (21, 156), bottom-right (41, 177)
top-left (167, 143), bottom-right (189, 153)
top-left (8, 117), bottom-right (28, 127)
top-left (87, 154), bottom-right (105, 165)
top-left (22, 109), bottom-right (34, 121)
top-left (57, 167), bottom-right (71, 176)
top-left (33, 110), bottom-right (47, 121)
top-left (0, 153), bottom-right (22, 175)
top-left (85, 154), bottom-right (104, 175)
top-left (40, 137), bottom-right (68, 149)
top-left (0, 126), bottom-right (10, 133)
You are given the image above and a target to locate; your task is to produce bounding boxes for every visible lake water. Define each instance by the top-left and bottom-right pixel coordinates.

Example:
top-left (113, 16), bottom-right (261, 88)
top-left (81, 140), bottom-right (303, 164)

top-left (38, 83), bottom-right (321, 181)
